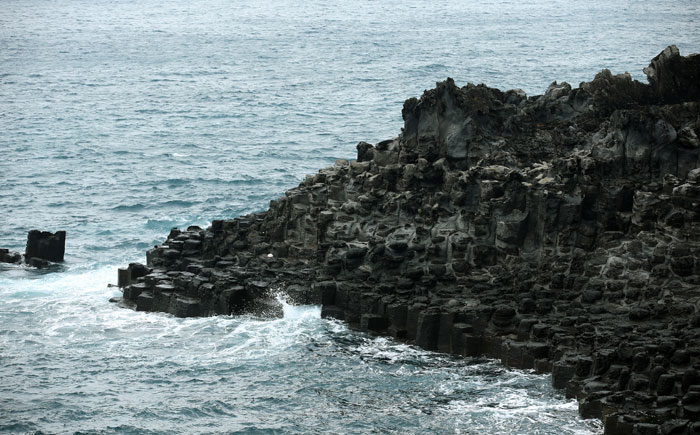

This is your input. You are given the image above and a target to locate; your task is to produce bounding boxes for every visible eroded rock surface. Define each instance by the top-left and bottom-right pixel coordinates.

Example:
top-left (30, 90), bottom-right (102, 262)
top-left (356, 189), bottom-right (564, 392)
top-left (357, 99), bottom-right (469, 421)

top-left (119, 46), bottom-right (700, 433)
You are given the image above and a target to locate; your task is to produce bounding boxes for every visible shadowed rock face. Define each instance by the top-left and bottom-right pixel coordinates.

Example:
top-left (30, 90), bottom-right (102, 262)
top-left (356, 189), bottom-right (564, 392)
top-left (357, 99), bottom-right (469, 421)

top-left (1, 230), bottom-right (66, 267)
top-left (25, 230), bottom-right (66, 264)
top-left (119, 46), bottom-right (700, 433)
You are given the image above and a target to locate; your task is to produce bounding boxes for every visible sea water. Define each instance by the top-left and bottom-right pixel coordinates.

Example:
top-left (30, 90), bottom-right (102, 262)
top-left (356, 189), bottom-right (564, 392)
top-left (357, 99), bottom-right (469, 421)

top-left (2, 0), bottom-right (699, 433)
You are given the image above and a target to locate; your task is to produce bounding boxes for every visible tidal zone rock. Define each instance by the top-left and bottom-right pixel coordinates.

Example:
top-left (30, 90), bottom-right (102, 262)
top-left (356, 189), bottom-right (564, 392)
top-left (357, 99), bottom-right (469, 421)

top-left (0, 248), bottom-right (22, 264)
top-left (1, 230), bottom-right (66, 267)
top-left (25, 230), bottom-right (66, 267)
top-left (119, 46), bottom-right (700, 433)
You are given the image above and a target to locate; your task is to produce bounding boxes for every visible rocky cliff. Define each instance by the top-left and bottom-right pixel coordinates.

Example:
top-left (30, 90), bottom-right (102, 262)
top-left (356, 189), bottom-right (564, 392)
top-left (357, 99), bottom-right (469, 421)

top-left (118, 46), bottom-right (700, 434)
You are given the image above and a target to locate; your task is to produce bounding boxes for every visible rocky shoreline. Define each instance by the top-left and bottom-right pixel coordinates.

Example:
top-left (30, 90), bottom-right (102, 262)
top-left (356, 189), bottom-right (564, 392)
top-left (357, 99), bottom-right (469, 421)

top-left (118, 46), bottom-right (700, 434)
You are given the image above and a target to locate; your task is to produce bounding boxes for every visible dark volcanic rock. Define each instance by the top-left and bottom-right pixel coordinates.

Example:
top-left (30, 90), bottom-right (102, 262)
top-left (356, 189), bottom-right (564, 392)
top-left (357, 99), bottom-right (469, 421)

top-left (0, 248), bottom-right (22, 264)
top-left (118, 46), bottom-right (700, 433)
top-left (25, 230), bottom-right (65, 264)
top-left (2, 230), bottom-right (67, 267)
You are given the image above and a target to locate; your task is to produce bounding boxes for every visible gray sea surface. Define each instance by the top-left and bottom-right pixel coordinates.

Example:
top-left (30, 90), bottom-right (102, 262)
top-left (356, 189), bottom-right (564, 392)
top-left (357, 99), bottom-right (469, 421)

top-left (1, 0), bottom-right (699, 433)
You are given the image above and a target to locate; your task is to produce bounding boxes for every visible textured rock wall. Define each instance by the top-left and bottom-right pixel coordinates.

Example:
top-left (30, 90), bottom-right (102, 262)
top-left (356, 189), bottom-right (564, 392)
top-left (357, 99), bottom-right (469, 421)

top-left (119, 46), bottom-right (700, 434)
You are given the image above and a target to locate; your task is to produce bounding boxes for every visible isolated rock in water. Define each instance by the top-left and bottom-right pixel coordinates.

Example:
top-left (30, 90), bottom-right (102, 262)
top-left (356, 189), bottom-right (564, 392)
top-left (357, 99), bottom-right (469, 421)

top-left (0, 248), bottom-right (22, 264)
top-left (118, 46), bottom-right (700, 432)
top-left (25, 230), bottom-right (66, 264)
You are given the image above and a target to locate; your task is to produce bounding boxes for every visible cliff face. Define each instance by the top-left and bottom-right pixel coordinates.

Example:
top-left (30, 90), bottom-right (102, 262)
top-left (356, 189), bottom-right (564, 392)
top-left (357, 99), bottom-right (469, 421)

top-left (118, 46), bottom-right (700, 433)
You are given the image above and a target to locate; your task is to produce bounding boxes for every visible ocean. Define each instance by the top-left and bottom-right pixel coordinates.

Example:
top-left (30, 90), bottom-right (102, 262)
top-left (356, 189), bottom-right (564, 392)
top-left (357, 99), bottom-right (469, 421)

top-left (2, 0), bottom-right (699, 433)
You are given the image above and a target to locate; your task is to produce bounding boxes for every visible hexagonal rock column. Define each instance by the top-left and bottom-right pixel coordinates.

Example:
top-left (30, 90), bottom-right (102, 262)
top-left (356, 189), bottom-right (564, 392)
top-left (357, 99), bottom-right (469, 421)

top-left (25, 230), bottom-right (66, 264)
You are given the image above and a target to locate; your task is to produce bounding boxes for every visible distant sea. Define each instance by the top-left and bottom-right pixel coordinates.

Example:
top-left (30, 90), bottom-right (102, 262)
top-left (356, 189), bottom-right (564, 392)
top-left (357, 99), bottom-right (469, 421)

top-left (2, 0), bottom-right (699, 433)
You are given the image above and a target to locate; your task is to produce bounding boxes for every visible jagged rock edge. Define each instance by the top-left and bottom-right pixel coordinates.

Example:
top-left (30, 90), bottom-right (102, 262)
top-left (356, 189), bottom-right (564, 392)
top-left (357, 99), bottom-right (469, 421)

top-left (118, 46), bottom-right (700, 434)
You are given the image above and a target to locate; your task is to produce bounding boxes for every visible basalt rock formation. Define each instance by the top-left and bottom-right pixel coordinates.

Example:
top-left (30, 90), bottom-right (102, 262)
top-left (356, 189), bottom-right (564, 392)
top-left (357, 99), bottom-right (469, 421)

top-left (25, 230), bottom-right (65, 266)
top-left (0, 248), bottom-right (22, 264)
top-left (118, 46), bottom-right (700, 434)
top-left (1, 230), bottom-right (66, 267)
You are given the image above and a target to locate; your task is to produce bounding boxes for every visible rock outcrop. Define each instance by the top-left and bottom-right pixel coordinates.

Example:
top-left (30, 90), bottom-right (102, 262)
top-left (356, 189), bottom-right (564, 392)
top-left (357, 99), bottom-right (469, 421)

top-left (1, 230), bottom-right (66, 267)
top-left (118, 46), bottom-right (700, 434)
top-left (25, 230), bottom-right (66, 267)
top-left (0, 248), bottom-right (22, 264)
